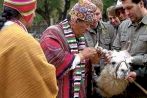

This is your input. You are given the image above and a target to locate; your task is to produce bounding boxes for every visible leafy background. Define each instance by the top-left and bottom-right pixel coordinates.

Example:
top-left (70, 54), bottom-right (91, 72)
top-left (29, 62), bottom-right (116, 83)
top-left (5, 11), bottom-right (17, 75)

top-left (0, 0), bottom-right (116, 37)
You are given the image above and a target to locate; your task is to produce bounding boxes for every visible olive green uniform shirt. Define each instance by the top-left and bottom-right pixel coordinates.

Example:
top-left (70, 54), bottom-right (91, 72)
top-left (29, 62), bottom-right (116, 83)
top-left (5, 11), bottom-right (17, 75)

top-left (84, 20), bottom-right (116, 97)
top-left (113, 17), bottom-right (147, 77)
top-left (84, 20), bottom-right (116, 71)
top-left (85, 20), bottom-right (116, 50)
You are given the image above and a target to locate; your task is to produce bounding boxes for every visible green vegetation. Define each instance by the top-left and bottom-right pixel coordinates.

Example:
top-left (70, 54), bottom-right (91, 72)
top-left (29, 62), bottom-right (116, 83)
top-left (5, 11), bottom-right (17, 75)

top-left (0, 0), bottom-right (116, 25)
top-left (103, 0), bottom-right (116, 19)
top-left (0, 0), bottom-right (3, 14)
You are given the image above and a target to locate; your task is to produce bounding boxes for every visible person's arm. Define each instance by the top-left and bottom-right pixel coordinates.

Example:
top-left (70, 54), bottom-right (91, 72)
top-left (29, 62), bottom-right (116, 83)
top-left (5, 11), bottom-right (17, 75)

top-left (131, 54), bottom-right (147, 66)
top-left (135, 67), bottom-right (147, 78)
top-left (23, 36), bottom-right (59, 97)
top-left (126, 67), bottom-right (147, 82)
top-left (40, 28), bottom-right (75, 79)
top-left (70, 54), bottom-right (81, 70)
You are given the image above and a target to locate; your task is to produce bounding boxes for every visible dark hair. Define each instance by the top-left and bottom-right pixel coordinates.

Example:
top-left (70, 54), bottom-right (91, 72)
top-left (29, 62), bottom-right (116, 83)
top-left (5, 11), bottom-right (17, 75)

top-left (132, 0), bottom-right (147, 8)
top-left (66, 14), bottom-right (71, 21)
top-left (121, 0), bottom-right (147, 8)
top-left (0, 6), bottom-right (20, 30)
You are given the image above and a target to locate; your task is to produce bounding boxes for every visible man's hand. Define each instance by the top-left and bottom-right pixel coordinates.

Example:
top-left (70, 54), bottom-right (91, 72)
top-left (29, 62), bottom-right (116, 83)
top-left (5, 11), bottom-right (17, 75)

top-left (79, 47), bottom-right (97, 61)
top-left (126, 71), bottom-right (137, 82)
top-left (103, 50), bottom-right (112, 64)
top-left (95, 46), bottom-right (112, 64)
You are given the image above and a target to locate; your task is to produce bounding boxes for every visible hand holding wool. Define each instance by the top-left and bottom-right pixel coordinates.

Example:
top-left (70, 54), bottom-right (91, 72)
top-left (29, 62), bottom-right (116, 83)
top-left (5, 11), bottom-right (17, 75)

top-left (79, 47), bottom-right (97, 61)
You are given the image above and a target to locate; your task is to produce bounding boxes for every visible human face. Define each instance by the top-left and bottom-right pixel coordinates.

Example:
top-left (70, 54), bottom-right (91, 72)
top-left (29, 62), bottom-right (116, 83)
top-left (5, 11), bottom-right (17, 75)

top-left (115, 8), bottom-right (128, 21)
top-left (122, 0), bottom-right (142, 23)
top-left (91, 8), bottom-right (101, 28)
top-left (72, 19), bottom-right (91, 37)
top-left (108, 15), bottom-right (120, 27)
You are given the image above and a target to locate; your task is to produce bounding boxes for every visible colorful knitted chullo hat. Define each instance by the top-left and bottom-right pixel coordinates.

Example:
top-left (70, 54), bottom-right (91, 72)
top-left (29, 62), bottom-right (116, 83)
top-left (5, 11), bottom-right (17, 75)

top-left (69, 0), bottom-right (97, 23)
top-left (3, 0), bottom-right (37, 23)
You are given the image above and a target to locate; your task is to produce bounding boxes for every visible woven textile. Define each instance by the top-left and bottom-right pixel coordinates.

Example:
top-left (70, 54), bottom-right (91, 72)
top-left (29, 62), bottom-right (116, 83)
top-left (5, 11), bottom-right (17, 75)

top-left (61, 19), bottom-right (86, 98)
top-left (0, 22), bottom-right (58, 98)
top-left (69, 0), bottom-right (96, 23)
top-left (3, 0), bottom-right (36, 23)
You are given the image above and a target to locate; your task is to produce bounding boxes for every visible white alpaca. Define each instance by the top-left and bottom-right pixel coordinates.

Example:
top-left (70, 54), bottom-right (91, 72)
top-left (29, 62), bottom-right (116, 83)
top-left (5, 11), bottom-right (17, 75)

top-left (95, 49), bottom-right (132, 97)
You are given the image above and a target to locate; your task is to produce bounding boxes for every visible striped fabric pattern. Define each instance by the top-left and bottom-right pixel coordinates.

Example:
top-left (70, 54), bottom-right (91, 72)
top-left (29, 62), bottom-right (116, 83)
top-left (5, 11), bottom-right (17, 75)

top-left (40, 23), bottom-right (76, 98)
top-left (3, 0), bottom-right (36, 22)
top-left (4, 0), bottom-right (36, 4)
top-left (61, 19), bottom-right (86, 98)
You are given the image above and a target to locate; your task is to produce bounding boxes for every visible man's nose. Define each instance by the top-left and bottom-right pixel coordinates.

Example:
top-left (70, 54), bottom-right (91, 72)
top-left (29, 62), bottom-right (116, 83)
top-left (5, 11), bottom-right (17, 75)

top-left (111, 18), bottom-right (115, 23)
top-left (124, 9), bottom-right (129, 16)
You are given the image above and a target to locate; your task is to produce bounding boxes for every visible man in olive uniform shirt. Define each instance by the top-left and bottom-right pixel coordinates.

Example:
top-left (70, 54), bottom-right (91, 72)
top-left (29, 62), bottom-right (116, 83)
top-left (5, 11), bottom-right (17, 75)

top-left (85, 21), bottom-right (116, 51)
top-left (113, 0), bottom-right (147, 97)
top-left (84, 0), bottom-right (116, 97)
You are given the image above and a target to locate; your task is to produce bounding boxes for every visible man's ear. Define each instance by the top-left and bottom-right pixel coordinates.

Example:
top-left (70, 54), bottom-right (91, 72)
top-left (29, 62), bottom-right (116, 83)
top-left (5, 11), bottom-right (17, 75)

top-left (70, 19), bottom-right (76, 25)
top-left (139, 0), bottom-right (144, 8)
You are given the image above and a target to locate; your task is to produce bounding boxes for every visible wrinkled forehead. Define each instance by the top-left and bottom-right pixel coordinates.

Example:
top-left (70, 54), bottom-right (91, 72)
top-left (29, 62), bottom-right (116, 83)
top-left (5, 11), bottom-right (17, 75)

top-left (95, 8), bottom-right (101, 14)
top-left (108, 15), bottom-right (118, 19)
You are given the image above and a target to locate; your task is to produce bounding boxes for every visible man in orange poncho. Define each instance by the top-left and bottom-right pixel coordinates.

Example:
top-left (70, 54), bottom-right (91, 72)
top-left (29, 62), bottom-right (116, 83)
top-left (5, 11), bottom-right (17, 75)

top-left (0, 0), bottom-right (58, 98)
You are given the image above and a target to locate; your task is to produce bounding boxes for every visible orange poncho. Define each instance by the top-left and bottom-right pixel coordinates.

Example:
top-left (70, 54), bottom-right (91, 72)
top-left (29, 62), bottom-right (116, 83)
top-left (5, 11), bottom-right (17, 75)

top-left (0, 23), bottom-right (58, 98)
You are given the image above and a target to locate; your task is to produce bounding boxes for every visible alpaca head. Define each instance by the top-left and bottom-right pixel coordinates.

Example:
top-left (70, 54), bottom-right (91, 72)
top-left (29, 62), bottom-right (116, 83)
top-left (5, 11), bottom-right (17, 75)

top-left (109, 50), bottom-right (132, 79)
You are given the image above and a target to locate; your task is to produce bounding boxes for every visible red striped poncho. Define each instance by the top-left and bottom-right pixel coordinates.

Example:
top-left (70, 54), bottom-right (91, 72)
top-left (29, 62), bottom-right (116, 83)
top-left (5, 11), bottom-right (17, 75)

top-left (40, 20), bottom-right (92, 98)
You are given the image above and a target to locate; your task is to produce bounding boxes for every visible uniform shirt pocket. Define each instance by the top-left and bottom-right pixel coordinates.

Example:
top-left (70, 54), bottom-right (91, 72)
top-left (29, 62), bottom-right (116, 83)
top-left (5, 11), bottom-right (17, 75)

top-left (139, 35), bottom-right (147, 41)
top-left (104, 38), bottom-right (111, 45)
top-left (136, 34), bottom-right (147, 52)
top-left (120, 34), bottom-right (128, 48)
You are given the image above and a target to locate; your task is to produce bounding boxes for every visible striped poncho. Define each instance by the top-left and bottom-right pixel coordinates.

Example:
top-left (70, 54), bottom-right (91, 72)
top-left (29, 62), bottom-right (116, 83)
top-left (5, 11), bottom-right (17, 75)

top-left (40, 19), bottom-right (92, 98)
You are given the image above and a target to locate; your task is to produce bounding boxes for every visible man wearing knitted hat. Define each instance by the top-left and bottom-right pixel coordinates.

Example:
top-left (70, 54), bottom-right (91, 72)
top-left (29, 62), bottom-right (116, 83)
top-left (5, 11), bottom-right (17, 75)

top-left (0, 0), bottom-right (58, 98)
top-left (39, 0), bottom-right (107, 98)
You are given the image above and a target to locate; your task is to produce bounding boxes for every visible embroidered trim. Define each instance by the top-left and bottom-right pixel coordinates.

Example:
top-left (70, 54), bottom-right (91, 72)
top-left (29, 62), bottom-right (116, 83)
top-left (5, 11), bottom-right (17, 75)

top-left (61, 19), bottom-right (86, 98)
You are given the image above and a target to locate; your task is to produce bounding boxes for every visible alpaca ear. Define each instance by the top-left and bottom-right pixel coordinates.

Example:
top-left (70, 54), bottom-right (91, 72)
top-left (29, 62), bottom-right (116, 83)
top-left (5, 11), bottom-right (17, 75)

top-left (139, 0), bottom-right (144, 8)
